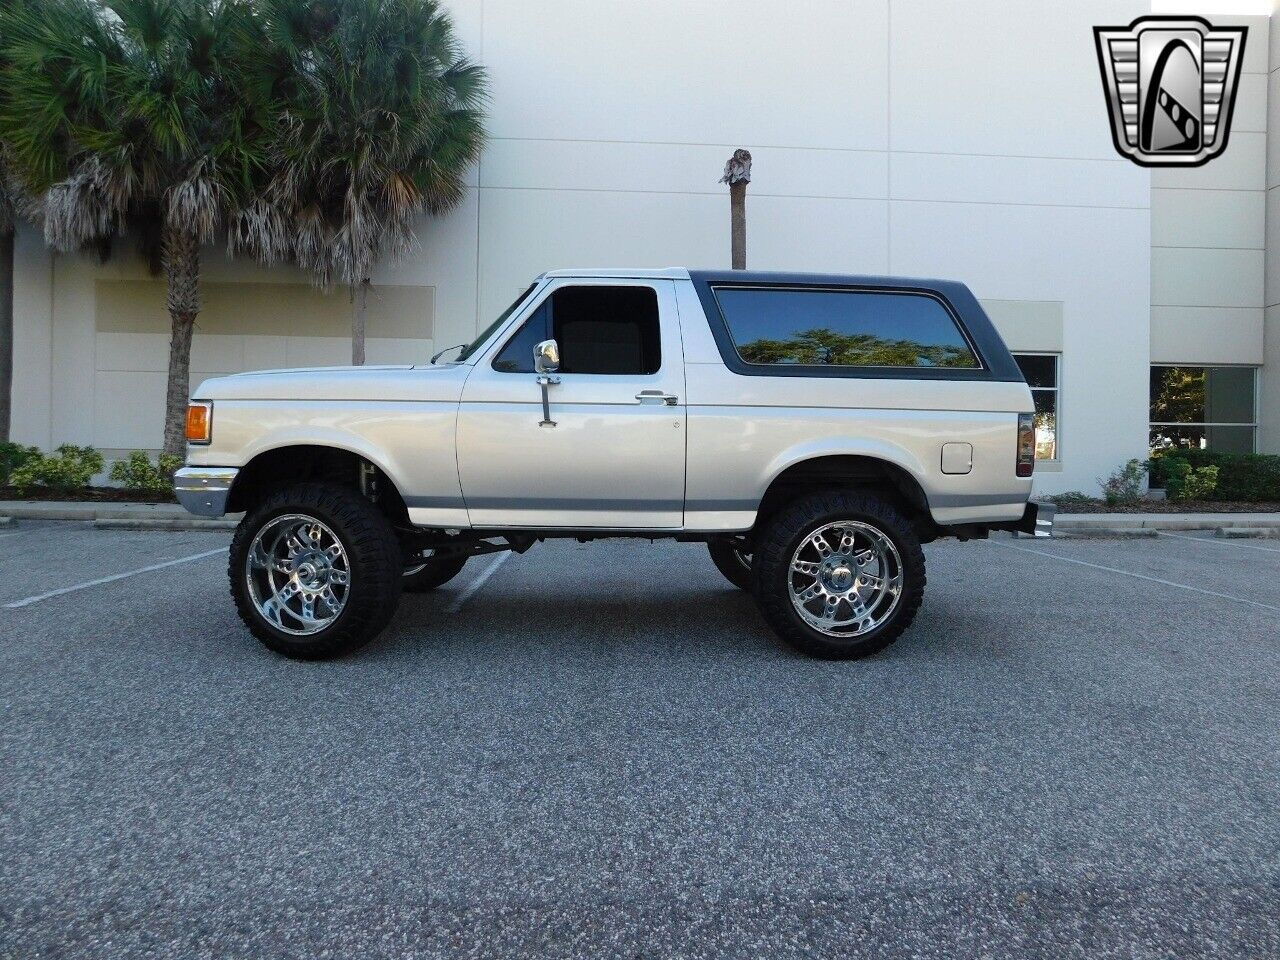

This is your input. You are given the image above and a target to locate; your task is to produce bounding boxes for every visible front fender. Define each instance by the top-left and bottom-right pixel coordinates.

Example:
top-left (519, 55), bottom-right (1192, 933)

top-left (185, 399), bottom-right (464, 516)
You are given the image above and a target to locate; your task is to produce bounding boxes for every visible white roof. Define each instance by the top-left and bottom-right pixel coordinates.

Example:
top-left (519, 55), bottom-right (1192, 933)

top-left (540, 267), bottom-right (692, 279)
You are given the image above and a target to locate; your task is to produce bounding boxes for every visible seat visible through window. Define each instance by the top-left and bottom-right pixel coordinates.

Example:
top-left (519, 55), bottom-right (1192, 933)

top-left (492, 285), bottom-right (661, 375)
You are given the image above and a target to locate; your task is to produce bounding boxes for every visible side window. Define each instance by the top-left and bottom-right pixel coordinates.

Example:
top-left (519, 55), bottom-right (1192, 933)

top-left (713, 287), bottom-right (980, 369)
top-left (492, 285), bottom-right (661, 375)
top-left (492, 303), bottom-right (549, 372)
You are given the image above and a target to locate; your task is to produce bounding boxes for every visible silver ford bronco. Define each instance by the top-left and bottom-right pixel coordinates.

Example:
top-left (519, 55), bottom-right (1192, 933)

top-left (174, 269), bottom-right (1052, 660)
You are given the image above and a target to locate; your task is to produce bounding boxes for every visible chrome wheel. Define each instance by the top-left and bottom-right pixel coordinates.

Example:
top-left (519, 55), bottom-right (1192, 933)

top-left (788, 520), bottom-right (903, 638)
top-left (246, 514), bottom-right (351, 636)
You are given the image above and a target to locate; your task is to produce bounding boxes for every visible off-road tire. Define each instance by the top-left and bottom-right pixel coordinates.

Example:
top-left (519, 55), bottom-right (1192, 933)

top-left (230, 482), bottom-right (403, 660)
top-left (752, 490), bottom-right (926, 660)
top-left (707, 541), bottom-right (753, 591)
top-left (402, 554), bottom-right (468, 592)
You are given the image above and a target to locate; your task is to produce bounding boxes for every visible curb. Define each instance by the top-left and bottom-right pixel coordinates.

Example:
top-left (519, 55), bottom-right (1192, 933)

top-left (0, 501), bottom-right (242, 528)
top-left (1053, 513), bottom-right (1280, 535)
top-left (92, 518), bottom-right (238, 531)
top-left (1050, 527), bottom-right (1159, 539)
top-left (4, 502), bottom-right (1280, 536)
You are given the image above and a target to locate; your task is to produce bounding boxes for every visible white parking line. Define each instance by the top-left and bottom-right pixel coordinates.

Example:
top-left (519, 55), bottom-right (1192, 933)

top-left (4, 548), bottom-right (228, 610)
top-left (992, 540), bottom-right (1280, 614)
top-left (446, 551), bottom-right (511, 613)
top-left (1157, 530), bottom-right (1280, 555)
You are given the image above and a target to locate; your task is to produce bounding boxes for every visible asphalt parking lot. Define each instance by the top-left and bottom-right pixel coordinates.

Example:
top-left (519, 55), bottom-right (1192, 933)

top-left (1, 520), bottom-right (1278, 959)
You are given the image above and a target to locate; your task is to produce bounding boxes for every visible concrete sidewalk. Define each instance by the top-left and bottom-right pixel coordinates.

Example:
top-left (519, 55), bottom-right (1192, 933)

top-left (2, 499), bottom-right (1280, 536)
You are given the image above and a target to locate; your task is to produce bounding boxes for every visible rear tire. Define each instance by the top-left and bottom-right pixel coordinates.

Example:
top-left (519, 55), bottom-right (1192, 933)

top-left (230, 482), bottom-right (403, 660)
top-left (707, 540), bottom-right (753, 591)
top-left (752, 490), bottom-right (925, 660)
top-left (402, 553), bottom-right (468, 592)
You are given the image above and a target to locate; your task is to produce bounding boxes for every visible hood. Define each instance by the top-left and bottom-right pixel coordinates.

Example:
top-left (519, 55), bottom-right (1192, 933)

top-left (194, 362), bottom-right (470, 403)
top-left (226, 364), bottom-right (415, 377)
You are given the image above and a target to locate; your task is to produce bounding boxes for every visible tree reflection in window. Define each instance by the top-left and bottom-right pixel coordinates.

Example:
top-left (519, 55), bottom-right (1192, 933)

top-left (715, 287), bottom-right (979, 370)
top-left (737, 327), bottom-right (978, 368)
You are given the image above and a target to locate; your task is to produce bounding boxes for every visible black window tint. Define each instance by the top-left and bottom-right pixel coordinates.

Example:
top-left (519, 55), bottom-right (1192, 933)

top-left (492, 303), bottom-right (548, 372)
top-left (714, 287), bottom-right (979, 369)
top-left (493, 285), bottom-right (661, 375)
top-left (1014, 353), bottom-right (1056, 389)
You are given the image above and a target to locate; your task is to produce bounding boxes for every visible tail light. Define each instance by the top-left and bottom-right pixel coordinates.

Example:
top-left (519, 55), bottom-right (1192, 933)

top-left (1016, 413), bottom-right (1035, 477)
top-left (186, 401), bottom-right (212, 444)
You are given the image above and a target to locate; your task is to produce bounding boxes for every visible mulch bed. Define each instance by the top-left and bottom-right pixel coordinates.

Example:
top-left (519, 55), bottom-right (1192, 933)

top-left (0, 486), bottom-right (177, 504)
top-left (1051, 499), bottom-right (1280, 514)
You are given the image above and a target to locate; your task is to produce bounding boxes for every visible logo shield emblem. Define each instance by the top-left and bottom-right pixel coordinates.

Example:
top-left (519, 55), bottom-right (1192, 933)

top-left (1094, 16), bottom-right (1247, 167)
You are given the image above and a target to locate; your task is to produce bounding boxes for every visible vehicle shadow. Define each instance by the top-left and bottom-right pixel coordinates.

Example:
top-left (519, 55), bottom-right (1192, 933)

top-left (383, 584), bottom-right (785, 661)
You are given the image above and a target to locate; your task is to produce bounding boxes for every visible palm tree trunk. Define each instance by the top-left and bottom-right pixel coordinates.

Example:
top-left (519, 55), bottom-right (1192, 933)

top-left (720, 149), bottom-right (751, 270)
top-left (0, 227), bottom-right (13, 443)
top-left (352, 278), bottom-right (370, 365)
top-left (161, 226), bottom-right (200, 458)
top-left (729, 181), bottom-right (747, 270)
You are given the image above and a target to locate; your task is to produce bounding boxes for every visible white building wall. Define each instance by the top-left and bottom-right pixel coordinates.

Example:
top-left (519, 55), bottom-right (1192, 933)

top-left (1151, 14), bottom-right (1269, 378)
top-left (10, 0), bottom-right (1176, 495)
top-left (1264, 0), bottom-right (1280, 453)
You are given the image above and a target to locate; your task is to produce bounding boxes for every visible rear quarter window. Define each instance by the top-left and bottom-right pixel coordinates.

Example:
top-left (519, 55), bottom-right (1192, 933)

top-left (713, 286), bottom-right (980, 369)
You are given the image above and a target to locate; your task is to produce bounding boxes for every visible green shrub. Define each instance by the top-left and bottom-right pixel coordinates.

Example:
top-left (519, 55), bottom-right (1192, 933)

top-left (1098, 459), bottom-right (1147, 506)
top-left (10, 444), bottom-right (104, 495)
top-left (109, 451), bottom-right (184, 493)
top-left (0, 441), bottom-right (42, 485)
top-left (1162, 457), bottom-right (1219, 502)
top-left (1150, 449), bottom-right (1280, 502)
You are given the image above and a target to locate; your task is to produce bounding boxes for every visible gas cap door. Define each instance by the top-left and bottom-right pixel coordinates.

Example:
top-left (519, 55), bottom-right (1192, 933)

top-left (941, 442), bottom-right (973, 475)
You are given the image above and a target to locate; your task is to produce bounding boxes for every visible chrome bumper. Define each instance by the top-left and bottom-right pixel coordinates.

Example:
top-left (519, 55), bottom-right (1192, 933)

top-left (173, 466), bottom-right (239, 517)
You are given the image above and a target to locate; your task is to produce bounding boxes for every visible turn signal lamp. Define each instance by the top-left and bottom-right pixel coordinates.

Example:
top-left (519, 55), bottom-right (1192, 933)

top-left (186, 401), bottom-right (212, 444)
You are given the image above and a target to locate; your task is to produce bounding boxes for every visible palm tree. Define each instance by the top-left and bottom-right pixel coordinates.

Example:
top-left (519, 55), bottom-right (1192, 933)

top-left (0, 178), bottom-right (13, 443)
top-left (0, 0), bottom-right (26, 444)
top-left (0, 0), bottom-right (274, 456)
top-left (248, 0), bottom-right (486, 364)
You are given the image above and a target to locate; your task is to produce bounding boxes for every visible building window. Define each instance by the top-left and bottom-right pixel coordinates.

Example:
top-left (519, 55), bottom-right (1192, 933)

top-left (1150, 365), bottom-right (1257, 454)
top-left (1013, 353), bottom-right (1059, 461)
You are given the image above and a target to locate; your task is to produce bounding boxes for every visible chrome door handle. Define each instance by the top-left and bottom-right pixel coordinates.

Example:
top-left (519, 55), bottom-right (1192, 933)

top-left (635, 390), bottom-right (679, 406)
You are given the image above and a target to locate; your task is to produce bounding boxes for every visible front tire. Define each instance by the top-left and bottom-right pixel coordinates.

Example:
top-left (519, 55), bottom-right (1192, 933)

top-left (230, 482), bottom-right (403, 660)
top-left (752, 491), bottom-right (925, 660)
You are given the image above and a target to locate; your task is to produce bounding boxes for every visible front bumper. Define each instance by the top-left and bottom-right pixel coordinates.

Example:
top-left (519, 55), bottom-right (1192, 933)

top-left (173, 466), bottom-right (239, 517)
top-left (1015, 500), bottom-right (1055, 537)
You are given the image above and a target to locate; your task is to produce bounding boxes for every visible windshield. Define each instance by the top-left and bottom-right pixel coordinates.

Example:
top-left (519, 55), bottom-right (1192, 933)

top-left (456, 284), bottom-right (538, 362)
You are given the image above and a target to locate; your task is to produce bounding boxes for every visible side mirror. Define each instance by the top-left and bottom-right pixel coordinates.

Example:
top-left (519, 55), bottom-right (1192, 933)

top-left (534, 339), bottom-right (560, 374)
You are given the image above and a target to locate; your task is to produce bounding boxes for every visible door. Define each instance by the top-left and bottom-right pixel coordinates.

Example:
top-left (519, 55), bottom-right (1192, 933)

top-left (457, 278), bottom-right (687, 529)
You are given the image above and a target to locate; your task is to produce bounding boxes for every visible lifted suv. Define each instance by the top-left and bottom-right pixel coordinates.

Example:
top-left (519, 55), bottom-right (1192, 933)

top-left (175, 268), bottom-right (1051, 660)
